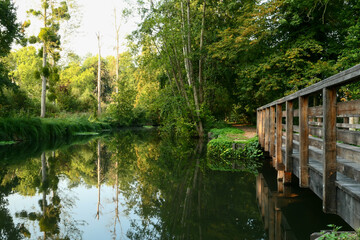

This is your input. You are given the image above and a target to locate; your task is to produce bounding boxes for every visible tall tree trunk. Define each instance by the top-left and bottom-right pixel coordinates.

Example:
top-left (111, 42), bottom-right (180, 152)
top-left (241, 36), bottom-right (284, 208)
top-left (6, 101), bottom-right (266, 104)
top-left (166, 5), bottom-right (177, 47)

top-left (114, 9), bottom-right (120, 94)
top-left (40, 5), bottom-right (47, 118)
top-left (185, 0), bottom-right (204, 137)
top-left (97, 33), bottom-right (101, 116)
top-left (96, 140), bottom-right (101, 220)
top-left (198, 0), bottom-right (206, 103)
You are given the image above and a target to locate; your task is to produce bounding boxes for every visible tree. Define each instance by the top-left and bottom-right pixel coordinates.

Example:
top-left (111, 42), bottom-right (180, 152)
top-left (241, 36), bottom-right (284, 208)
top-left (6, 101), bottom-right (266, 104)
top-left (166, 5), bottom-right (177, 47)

top-left (0, 0), bottom-right (21, 97)
top-left (27, 0), bottom-right (70, 117)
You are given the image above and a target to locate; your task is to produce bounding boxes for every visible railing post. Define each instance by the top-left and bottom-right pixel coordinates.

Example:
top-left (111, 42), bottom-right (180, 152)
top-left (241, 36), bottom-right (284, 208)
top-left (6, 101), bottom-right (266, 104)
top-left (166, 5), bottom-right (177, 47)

top-left (265, 108), bottom-right (270, 152)
top-left (276, 104), bottom-right (283, 170)
top-left (270, 106), bottom-right (276, 157)
top-left (323, 87), bottom-right (337, 213)
top-left (257, 110), bottom-right (260, 137)
top-left (299, 95), bottom-right (309, 188)
top-left (285, 101), bottom-right (293, 184)
top-left (260, 109), bottom-right (264, 147)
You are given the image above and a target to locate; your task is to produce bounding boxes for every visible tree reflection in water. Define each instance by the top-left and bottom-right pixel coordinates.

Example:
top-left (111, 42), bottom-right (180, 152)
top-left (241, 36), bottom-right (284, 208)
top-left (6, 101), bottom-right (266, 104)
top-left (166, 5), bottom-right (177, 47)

top-left (0, 129), bottom-right (265, 239)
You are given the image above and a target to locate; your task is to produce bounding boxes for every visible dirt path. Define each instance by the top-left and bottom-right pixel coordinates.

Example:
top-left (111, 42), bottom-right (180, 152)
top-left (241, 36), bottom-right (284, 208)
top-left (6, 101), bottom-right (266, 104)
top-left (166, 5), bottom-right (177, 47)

top-left (232, 124), bottom-right (257, 139)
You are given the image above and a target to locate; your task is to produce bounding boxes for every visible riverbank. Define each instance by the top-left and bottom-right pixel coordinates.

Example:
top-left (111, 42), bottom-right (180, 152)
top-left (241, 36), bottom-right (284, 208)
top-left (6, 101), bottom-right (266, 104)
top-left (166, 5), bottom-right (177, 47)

top-left (0, 117), bottom-right (111, 144)
top-left (207, 125), bottom-right (262, 172)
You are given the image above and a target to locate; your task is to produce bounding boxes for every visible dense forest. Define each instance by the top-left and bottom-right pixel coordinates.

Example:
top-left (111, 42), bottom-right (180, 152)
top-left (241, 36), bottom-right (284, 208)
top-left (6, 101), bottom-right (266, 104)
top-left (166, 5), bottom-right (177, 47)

top-left (1, 0), bottom-right (360, 137)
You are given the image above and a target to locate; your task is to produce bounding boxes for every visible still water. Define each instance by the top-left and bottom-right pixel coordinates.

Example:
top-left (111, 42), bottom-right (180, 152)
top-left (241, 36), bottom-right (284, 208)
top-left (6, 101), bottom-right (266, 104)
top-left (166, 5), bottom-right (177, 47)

top-left (0, 129), bottom-right (351, 239)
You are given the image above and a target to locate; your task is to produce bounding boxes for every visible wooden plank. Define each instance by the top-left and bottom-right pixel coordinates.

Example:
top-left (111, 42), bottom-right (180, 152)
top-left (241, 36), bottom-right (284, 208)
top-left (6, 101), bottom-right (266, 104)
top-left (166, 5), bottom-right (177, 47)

top-left (285, 101), bottom-right (293, 183)
top-left (270, 106), bottom-right (276, 157)
top-left (257, 63), bottom-right (360, 110)
top-left (276, 104), bottom-right (283, 170)
top-left (293, 125), bottom-right (299, 132)
top-left (299, 95), bottom-right (309, 188)
top-left (260, 110), bottom-right (264, 147)
top-left (337, 99), bottom-right (360, 116)
top-left (337, 143), bottom-right (360, 164)
top-left (294, 109), bottom-right (299, 117)
top-left (337, 129), bottom-right (360, 146)
top-left (308, 122), bottom-right (360, 129)
top-left (309, 127), bottom-right (360, 146)
top-left (257, 111), bottom-right (259, 137)
top-left (308, 106), bottom-right (323, 117)
top-left (322, 87), bottom-right (337, 214)
top-left (265, 108), bottom-right (270, 152)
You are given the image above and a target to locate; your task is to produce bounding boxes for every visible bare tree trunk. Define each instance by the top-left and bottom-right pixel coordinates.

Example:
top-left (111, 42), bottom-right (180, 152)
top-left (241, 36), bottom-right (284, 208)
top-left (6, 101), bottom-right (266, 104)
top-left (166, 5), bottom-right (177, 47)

top-left (185, 0), bottom-right (204, 137)
top-left (114, 9), bottom-right (120, 94)
top-left (40, 6), bottom-right (48, 118)
top-left (96, 140), bottom-right (101, 220)
top-left (198, 0), bottom-right (206, 103)
top-left (97, 33), bottom-right (102, 116)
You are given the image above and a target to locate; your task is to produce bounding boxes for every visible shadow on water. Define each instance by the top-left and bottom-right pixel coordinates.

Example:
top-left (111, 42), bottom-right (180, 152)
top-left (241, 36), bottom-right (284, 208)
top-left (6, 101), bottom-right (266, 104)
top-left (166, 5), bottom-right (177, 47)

top-left (257, 160), bottom-right (353, 240)
top-left (0, 129), bottom-right (351, 239)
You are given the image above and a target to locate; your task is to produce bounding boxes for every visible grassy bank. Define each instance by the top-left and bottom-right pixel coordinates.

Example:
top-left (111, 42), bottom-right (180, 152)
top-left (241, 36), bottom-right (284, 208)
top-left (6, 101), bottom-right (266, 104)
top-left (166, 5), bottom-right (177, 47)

top-left (0, 117), bottom-right (111, 143)
top-left (207, 126), bottom-right (263, 173)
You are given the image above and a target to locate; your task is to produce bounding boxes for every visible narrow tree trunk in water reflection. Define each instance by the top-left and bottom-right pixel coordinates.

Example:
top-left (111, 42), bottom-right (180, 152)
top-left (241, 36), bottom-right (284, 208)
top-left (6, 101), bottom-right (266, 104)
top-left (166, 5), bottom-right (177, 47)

top-left (181, 139), bottom-right (204, 239)
top-left (41, 152), bottom-right (47, 240)
top-left (96, 140), bottom-right (101, 220)
top-left (113, 161), bottom-right (121, 239)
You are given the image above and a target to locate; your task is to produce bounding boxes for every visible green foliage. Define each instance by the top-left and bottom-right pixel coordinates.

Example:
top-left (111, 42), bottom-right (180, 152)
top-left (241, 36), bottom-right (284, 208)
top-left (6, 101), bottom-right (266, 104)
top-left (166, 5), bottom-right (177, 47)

top-left (0, 0), bottom-right (21, 57)
top-left (209, 127), bottom-right (244, 139)
top-left (0, 117), bottom-right (110, 142)
top-left (207, 137), bottom-right (263, 173)
top-left (318, 225), bottom-right (360, 240)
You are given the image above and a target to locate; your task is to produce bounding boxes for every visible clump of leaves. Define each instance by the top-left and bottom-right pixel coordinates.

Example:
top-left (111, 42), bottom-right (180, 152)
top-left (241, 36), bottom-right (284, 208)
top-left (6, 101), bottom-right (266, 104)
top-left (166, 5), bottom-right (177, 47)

top-left (207, 137), bottom-right (263, 173)
top-left (318, 225), bottom-right (360, 240)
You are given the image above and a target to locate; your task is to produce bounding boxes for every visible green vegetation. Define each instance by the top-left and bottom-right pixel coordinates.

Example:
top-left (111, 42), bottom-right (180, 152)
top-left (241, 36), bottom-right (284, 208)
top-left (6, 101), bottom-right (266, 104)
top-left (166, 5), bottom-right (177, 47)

top-left (207, 127), bottom-right (262, 172)
top-left (318, 225), bottom-right (360, 240)
top-left (1, 0), bottom-right (360, 138)
top-left (0, 141), bottom-right (16, 145)
top-left (0, 117), bottom-right (110, 142)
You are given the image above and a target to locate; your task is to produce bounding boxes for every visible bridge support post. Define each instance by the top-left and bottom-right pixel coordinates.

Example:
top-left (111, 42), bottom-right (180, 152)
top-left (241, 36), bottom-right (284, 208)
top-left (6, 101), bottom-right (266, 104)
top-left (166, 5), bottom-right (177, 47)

top-left (270, 106), bottom-right (276, 157)
top-left (276, 104), bottom-right (283, 171)
top-left (261, 109), bottom-right (265, 147)
top-left (284, 101), bottom-right (293, 184)
top-left (299, 96), bottom-right (309, 188)
top-left (265, 108), bottom-right (270, 152)
top-left (323, 87), bottom-right (337, 214)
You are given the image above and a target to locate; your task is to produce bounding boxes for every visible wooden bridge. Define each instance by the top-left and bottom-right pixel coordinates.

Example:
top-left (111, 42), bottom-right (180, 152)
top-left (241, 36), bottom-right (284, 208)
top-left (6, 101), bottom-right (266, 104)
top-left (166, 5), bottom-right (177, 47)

top-left (257, 64), bottom-right (360, 230)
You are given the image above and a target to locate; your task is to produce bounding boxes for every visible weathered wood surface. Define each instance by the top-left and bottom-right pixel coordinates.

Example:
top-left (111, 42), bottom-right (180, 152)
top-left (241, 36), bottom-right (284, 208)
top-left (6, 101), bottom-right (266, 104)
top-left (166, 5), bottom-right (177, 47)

top-left (276, 104), bottom-right (283, 170)
top-left (270, 106), bottom-right (276, 157)
top-left (299, 96), bottom-right (309, 188)
top-left (257, 64), bottom-right (360, 229)
top-left (258, 63), bottom-right (360, 110)
top-left (285, 101), bottom-right (293, 176)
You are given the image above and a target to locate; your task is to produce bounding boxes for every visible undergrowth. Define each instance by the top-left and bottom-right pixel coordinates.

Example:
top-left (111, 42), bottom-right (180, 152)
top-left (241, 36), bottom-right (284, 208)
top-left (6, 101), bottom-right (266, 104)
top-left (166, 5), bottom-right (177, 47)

top-left (0, 117), bottom-right (110, 143)
top-left (318, 225), bottom-right (360, 240)
top-left (207, 127), bottom-right (263, 173)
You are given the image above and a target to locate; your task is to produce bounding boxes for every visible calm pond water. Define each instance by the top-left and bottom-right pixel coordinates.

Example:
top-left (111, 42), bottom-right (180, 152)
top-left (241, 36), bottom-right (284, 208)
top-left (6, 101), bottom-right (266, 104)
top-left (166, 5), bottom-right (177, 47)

top-left (0, 129), bottom-right (352, 239)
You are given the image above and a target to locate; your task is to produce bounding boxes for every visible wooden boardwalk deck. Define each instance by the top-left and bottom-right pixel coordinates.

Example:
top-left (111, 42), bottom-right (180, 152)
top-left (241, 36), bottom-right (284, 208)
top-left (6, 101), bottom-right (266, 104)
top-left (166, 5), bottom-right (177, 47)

top-left (257, 64), bottom-right (360, 230)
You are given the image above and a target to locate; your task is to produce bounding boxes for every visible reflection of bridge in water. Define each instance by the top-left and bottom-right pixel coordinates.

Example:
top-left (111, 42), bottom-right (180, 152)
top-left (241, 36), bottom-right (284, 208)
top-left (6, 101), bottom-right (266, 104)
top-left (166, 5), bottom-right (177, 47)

top-left (256, 163), bottom-right (352, 239)
top-left (257, 64), bottom-right (360, 230)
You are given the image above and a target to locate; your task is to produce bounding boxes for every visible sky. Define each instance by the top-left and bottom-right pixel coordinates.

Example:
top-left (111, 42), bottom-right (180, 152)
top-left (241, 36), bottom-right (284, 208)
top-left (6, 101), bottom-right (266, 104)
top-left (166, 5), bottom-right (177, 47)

top-left (13, 0), bottom-right (140, 59)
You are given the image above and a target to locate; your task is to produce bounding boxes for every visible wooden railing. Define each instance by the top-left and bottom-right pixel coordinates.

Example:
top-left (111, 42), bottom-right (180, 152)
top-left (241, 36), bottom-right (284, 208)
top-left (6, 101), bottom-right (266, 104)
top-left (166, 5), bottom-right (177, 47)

top-left (257, 64), bottom-right (360, 229)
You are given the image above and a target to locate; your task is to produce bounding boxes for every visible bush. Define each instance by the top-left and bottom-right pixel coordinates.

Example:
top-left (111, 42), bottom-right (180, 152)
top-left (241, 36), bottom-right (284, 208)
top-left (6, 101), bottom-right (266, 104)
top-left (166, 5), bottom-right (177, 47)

top-left (207, 137), bottom-right (263, 173)
top-left (318, 225), bottom-right (360, 240)
top-left (0, 117), bottom-right (111, 142)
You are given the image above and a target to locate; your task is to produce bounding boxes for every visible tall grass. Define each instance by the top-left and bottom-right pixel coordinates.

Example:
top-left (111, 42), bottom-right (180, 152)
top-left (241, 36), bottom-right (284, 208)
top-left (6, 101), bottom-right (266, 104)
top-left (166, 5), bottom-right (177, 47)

top-left (0, 117), bottom-right (111, 142)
